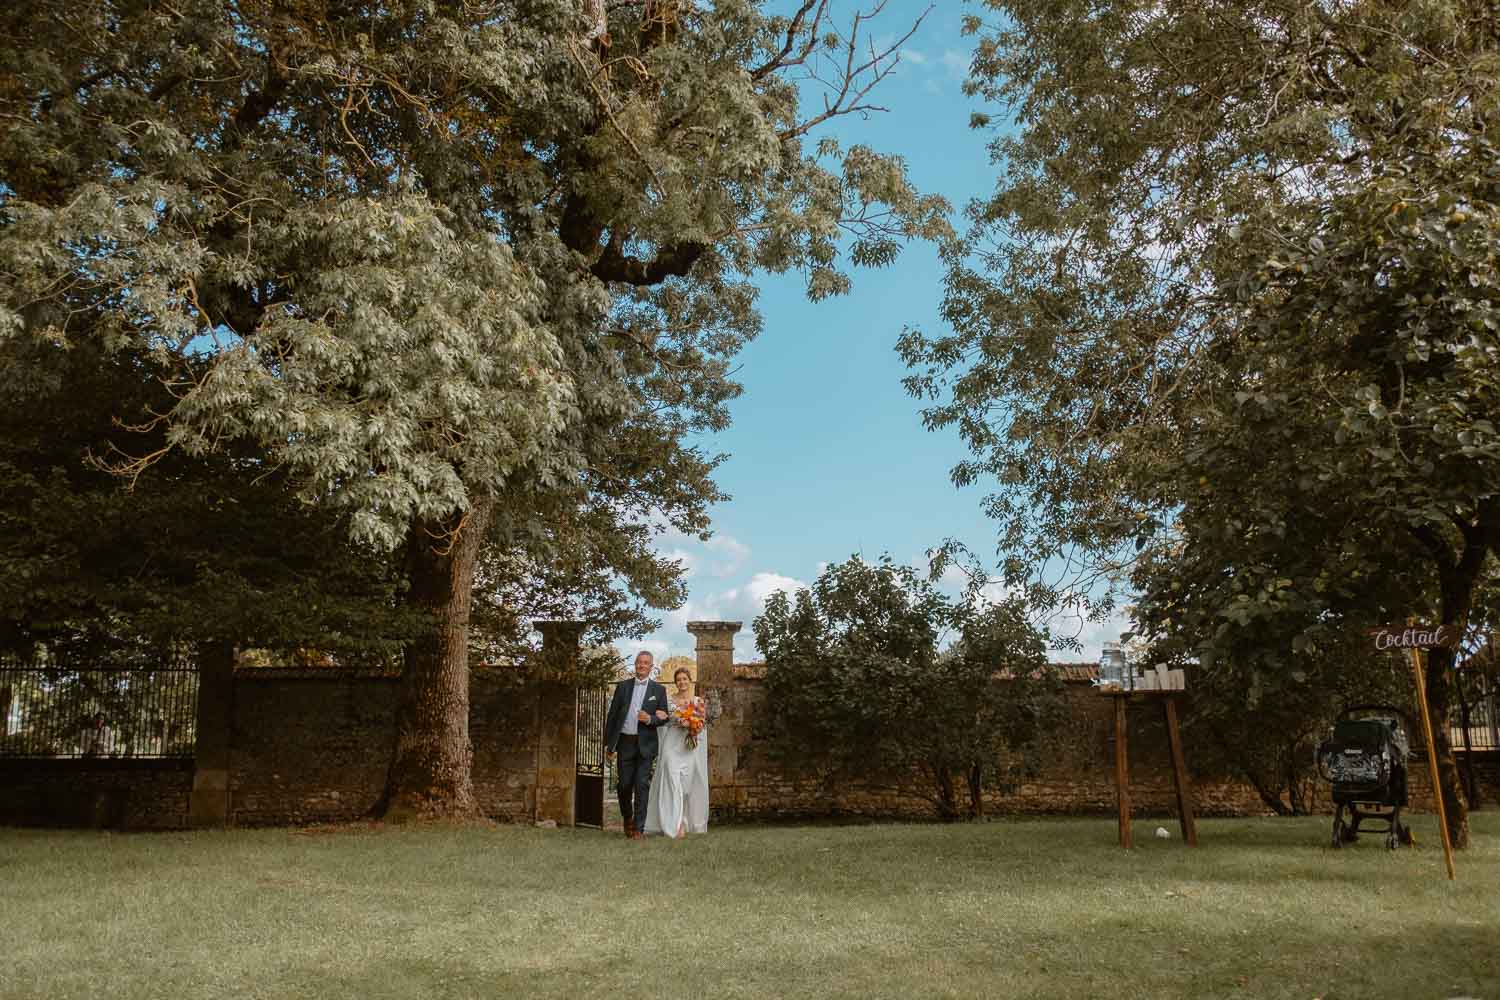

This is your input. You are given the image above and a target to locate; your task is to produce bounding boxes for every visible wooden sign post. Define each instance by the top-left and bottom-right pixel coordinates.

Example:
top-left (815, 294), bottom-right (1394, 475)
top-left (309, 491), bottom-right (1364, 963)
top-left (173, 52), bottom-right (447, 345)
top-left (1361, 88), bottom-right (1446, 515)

top-left (1370, 624), bottom-right (1458, 881)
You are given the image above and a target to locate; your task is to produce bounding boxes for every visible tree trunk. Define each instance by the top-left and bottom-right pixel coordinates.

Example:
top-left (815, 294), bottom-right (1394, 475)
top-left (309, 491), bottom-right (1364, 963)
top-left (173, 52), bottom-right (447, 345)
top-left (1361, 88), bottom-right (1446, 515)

top-left (1214, 729), bottom-right (1293, 816)
top-left (966, 763), bottom-right (984, 820)
top-left (1456, 674), bottom-right (1479, 806)
top-left (1285, 747), bottom-right (1308, 816)
top-left (1422, 642), bottom-right (1471, 849)
top-left (929, 761), bottom-right (959, 821)
top-left (1249, 776), bottom-right (1293, 816)
top-left (1410, 518), bottom-right (1486, 849)
top-left (378, 497), bottom-right (494, 822)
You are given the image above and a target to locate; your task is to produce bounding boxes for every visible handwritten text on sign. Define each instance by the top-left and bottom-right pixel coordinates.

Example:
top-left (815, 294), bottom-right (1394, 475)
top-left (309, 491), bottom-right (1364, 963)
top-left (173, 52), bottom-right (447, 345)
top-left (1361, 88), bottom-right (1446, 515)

top-left (1369, 624), bottom-right (1461, 650)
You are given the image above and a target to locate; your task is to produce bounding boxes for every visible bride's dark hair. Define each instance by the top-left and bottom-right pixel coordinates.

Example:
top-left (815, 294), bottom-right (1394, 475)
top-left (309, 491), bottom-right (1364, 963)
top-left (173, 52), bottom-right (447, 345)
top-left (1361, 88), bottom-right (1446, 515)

top-left (673, 667), bottom-right (693, 683)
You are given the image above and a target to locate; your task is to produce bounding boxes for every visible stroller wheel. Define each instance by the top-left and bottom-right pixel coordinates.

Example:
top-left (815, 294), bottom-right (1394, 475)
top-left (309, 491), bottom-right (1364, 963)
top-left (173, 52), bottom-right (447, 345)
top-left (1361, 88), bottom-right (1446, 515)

top-left (1399, 823), bottom-right (1415, 847)
top-left (1386, 829), bottom-right (1399, 850)
top-left (1331, 817), bottom-right (1345, 849)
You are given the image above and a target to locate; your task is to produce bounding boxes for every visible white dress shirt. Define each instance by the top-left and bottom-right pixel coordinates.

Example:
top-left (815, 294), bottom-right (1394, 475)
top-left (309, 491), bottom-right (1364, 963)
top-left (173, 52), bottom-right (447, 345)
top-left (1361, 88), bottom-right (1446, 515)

top-left (622, 677), bottom-right (650, 735)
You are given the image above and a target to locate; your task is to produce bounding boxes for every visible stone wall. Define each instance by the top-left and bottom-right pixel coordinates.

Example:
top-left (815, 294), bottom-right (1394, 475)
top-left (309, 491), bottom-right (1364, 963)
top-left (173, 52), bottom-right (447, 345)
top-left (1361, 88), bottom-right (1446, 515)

top-left (705, 663), bottom-right (1492, 822)
top-left (229, 667), bottom-right (549, 826)
top-left (4, 618), bottom-right (1498, 829)
top-left (0, 759), bottom-right (192, 830)
top-left (707, 671), bottom-right (1264, 821)
top-left (0, 665), bottom-right (561, 830)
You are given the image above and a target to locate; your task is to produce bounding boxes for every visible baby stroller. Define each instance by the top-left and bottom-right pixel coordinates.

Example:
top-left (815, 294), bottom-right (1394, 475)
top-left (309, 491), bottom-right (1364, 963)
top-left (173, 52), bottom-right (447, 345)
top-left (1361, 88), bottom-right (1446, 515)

top-left (1315, 704), bottom-right (1414, 850)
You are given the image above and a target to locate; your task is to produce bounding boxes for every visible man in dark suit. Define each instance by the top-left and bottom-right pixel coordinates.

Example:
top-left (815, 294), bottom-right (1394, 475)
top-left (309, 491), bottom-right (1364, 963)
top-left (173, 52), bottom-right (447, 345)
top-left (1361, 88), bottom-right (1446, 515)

top-left (605, 650), bottom-right (670, 840)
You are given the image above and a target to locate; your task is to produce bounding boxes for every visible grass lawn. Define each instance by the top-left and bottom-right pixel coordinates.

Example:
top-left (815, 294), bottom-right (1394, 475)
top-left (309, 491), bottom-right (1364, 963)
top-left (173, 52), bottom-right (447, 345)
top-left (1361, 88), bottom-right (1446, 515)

top-left (1, 813), bottom-right (1496, 1000)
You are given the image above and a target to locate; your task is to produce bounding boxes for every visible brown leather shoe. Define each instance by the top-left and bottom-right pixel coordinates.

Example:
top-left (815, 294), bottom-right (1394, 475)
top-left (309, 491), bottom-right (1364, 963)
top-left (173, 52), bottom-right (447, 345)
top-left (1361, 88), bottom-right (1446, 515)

top-left (622, 818), bottom-right (634, 839)
top-left (630, 829), bottom-right (644, 840)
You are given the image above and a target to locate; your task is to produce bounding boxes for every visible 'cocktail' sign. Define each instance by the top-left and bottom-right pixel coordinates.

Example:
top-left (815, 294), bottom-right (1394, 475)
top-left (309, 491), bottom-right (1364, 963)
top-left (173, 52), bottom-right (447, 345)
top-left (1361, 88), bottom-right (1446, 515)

top-left (1369, 619), bottom-right (1460, 879)
top-left (1369, 624), bottom-right (1461, 650)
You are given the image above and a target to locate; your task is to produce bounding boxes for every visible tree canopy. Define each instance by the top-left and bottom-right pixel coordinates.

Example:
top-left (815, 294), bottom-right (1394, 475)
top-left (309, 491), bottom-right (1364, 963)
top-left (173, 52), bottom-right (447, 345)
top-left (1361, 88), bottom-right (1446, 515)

top-left (0, 338), bottom-right (419, 660)
top-left (1, 0), bottom-right (944, 548)
top-left (1, 0), bottom-right (946, 817)
top-left (755, 557), bottom-right (1063, 820)
top-left (899, 0), bottom-right (1500, 845)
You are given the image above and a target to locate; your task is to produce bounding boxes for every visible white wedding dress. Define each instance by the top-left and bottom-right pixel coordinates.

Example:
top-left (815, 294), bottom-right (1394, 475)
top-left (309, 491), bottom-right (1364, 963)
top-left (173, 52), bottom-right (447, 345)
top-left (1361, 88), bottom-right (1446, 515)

top-left (643, 697), bottom-right (710, 838)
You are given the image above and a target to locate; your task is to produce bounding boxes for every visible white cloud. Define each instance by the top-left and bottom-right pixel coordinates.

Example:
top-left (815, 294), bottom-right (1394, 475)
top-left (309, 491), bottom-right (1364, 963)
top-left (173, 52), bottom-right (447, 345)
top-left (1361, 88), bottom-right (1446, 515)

top-left (1046, 606), bottom-right (1136, 661)
top-left (941, 49), bottom-right (970, 80)
top-left (738, 571), bottom-right (809, 607)
top-left (642, 570), bottom-right (809, 663)
top-left (646, 549), bottom-right (1131, 666)
top-left (703, 534), bottom-right (750, 577)
top-left (654, 529), bottom-right (748, 580)
top-left (932, 562), bottom-right (1018, 609)
top-left (974, 580), bottom-right (1018, 607)
top-left (661, 547), bottom-right (701, 579)
top-left (928, 562), bottom-right (1132, 661)
top-left (902, 47), bottom-right (929, 65)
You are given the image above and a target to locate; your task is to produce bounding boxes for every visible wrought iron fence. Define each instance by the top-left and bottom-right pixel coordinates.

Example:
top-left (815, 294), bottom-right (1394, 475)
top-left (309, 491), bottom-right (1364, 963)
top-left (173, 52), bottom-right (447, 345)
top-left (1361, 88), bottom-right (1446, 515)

top-left (574, 685), bottom-right (607, 828)
top-left (0, 649), bottom-right (198, 759)
top-left (1449, 682), bottom-right (1499, 752)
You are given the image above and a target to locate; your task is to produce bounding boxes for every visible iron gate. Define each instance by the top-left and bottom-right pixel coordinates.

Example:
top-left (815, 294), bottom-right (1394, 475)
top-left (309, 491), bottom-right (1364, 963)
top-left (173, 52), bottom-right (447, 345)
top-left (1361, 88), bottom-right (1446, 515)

top-left (574, 685), bottom-right (607, 827)
top-left (0, 649), bottom-right (199, 758)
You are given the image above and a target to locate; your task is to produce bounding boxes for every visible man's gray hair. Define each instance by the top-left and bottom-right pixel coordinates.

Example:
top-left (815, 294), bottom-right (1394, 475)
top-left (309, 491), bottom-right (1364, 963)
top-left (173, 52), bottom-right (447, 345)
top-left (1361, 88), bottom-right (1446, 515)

top-left (634, 650), bottom-right (655, 661)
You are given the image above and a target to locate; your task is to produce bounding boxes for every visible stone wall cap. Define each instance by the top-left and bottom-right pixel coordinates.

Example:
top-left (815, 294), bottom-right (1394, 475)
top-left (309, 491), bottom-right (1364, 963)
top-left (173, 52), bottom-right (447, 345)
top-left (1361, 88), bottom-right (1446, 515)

top-left (726, 661), bottom-right (1095, 683)
top-left (1050, 663), bottom-right (1102, 684)
top-left (686, 620), bottom-right (743, 632)
top-left (234, 667), bottom-right (402, 680)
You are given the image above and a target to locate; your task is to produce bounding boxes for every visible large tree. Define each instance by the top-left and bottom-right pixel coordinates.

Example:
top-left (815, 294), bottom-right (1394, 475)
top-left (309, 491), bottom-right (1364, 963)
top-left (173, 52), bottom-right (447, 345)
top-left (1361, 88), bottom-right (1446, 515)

top-left (1178, 630), bottom-right (1413, 817)
top-left (0, 0), bottom-right (946, 818)
top-left (899, 0), bottom-right (1499, 845)
top-left (0, 337), bottom-right (419, 660)
top-left (755, 557), bottom-right (1063, 820)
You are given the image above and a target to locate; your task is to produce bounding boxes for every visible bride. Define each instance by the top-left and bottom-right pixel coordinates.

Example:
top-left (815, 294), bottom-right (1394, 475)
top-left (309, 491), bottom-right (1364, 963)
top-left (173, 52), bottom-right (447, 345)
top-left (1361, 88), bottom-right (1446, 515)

top-left (643, 667), bottom-right (713, 838)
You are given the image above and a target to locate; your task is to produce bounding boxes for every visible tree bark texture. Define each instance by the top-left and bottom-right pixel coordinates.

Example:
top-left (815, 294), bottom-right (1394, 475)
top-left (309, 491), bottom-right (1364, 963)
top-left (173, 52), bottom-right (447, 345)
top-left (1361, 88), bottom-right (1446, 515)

top-left (1248, 772), bottom-right (1294, 817)
top-left (1429, 536), bottom-right (1484, 849)
top-left (966, 763), bottom-right (984, 820)
top-left (1456, 679), bottom-right (1480, 806)
top-left (1284, 749), bottom-right (1310, 817)
top-left (379, 497), bottom-right (495, 821)
top-left (1216, 731), bottom-right (1294, 816)
top-left (1410, 519), bottom-right (1485, 849)
top-left (1423, 643), bottom-right (1471, 850)
top-left (927, 761), bottom-right (959, 821)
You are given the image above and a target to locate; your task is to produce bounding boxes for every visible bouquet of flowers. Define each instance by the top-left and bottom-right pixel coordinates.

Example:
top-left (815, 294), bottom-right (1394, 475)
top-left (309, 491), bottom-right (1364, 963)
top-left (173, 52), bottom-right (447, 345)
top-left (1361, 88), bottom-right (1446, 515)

top-left (674, 698), bottom-right (707, 749)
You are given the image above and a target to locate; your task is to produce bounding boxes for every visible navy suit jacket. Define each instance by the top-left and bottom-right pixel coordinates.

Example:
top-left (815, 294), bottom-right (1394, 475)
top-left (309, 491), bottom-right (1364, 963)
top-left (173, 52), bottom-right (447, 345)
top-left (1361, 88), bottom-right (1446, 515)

top-left (605, 677), bottom-right (670, 756)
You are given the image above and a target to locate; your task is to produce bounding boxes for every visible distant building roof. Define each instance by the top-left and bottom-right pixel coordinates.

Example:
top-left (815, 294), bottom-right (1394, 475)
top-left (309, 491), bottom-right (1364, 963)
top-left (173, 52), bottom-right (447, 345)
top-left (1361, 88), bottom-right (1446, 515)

top-left (1052, 663), bottom-right (1101, 684)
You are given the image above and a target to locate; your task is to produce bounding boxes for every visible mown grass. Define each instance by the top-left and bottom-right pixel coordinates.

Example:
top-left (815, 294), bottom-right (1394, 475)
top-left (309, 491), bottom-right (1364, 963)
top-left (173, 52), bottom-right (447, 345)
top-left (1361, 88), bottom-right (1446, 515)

top-left (1, 813), bottom-right (1496, 1000)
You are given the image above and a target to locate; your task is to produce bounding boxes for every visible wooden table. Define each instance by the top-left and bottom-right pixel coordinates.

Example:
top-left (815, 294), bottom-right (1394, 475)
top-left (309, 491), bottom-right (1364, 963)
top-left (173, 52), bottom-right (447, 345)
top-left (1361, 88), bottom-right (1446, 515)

top-left (1101, 689), bottom-right (1197, 848)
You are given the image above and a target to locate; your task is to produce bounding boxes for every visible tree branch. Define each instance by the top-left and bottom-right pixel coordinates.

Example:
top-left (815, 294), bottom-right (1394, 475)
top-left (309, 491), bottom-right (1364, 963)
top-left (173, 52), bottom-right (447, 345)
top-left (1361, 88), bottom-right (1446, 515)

top-left (750, 1), bottom-right (830, 81)
top-left (1410, 521), bottom-right (1457, 571)
top-left (779, 2), bottom-right (933, 141)
top-left (591, 238), bottom-right (705, 285)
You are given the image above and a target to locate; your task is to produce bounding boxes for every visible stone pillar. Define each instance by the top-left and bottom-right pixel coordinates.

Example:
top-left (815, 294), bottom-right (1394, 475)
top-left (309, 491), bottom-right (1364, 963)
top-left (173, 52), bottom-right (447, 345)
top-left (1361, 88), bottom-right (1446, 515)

top-left (188, 642), bottom-right (235, 828)
top-left (533, 621), bottom-right (584, 826)
top-left (687, 621), bottom-right (742, 807)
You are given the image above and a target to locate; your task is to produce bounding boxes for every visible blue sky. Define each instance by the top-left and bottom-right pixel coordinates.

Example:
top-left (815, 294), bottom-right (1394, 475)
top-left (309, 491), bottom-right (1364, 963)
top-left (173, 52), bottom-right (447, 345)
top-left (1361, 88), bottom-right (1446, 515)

top-left (640, 4), bottom-right (1133, 663)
